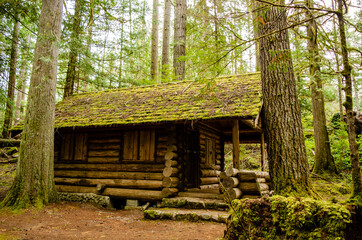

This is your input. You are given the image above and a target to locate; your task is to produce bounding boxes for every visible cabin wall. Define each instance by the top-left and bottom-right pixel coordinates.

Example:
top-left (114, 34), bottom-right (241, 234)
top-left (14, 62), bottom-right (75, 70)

top-left (198, 125), bottom-right (223, 187)
top-left (54, 127), bottom-right (180, 201)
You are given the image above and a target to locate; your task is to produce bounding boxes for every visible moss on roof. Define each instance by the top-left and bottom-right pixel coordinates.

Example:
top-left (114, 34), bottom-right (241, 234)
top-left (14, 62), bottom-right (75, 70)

top-left (53, 73), bottom-right (261, 128)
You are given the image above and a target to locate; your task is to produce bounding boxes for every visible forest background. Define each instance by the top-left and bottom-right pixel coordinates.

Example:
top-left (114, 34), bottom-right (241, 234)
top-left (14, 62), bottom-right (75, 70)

top-left (0, 0), bottom-right (361, 184)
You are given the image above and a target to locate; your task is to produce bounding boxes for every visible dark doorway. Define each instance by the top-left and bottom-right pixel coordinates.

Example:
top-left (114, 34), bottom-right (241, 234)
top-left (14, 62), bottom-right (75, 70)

top-left (184, 128), bottom-right (200, 188)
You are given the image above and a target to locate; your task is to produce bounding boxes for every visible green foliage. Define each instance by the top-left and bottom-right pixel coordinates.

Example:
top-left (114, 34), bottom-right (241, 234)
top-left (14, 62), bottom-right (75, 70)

top-left (225, 196), bottom-right (353, 240)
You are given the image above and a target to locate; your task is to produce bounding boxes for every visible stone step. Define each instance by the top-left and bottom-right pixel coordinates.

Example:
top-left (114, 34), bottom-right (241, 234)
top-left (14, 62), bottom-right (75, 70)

top-left (144, 208), bottom-right (229, 223)
top-left (158, 197), bottom-right (229, 210)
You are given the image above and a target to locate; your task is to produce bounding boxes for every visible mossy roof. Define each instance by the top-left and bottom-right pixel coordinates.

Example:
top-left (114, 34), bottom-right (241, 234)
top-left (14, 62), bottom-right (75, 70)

top-left (54, 73), bottom-right (262, 129)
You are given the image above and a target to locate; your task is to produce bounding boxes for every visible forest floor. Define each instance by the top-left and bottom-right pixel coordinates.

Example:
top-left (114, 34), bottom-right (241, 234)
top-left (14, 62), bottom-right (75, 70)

top-left (0, 162), bottom-right (225, 240)
top-left (0, 160), bottom-right (354, 240)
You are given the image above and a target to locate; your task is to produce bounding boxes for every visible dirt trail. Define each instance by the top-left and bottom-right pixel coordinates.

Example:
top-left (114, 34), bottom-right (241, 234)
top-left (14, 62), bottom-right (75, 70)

top-left (0, 202), bottom-right (226, 240)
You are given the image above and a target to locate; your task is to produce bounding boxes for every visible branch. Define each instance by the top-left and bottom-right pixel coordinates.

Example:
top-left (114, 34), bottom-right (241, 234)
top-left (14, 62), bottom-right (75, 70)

top-left (255, 0), bottom-right (338, 14)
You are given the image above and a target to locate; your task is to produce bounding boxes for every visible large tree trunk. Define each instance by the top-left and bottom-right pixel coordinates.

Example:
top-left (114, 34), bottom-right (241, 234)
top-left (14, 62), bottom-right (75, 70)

top-left (63, 0), bottom-right (82, 99)
top-left (336, 0), bottom-right (362, 200)
top-left (306, 0), bottom-right (337, 175)
top-left (173, 0), bottom-right (187, 80)
top-left (2, 17), bottom-right (20, 138)
top-left (161, 0), bottom-right (171, 80)
top-left (83, 0), bottom-right (94, 92)
top-left (150, 0), bottom-right (159, 82)
top-left (0, 0), bottom-right (63, 208)
top-left (14, 34), bottom-right (30, 124)
top-left (256, 3), bottom-right (315, 197)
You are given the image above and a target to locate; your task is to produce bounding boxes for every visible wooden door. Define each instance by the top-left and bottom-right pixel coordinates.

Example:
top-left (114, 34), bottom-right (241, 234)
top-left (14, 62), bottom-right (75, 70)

top-left (185, 129), bottom-right (200, 188)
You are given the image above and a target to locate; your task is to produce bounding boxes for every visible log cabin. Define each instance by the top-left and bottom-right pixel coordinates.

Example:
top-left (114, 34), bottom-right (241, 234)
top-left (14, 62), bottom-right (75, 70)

top-left (14, 73), bottom-right (264, 202)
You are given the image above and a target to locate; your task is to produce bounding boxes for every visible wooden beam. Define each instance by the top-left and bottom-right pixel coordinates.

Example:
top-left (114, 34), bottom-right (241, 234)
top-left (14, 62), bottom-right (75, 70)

top-left (232, 120), bottom-right (240, 169)
top-left (260, 133), bottom-right (266, 171)
top-left (240, 119), bottom-right (262, 132)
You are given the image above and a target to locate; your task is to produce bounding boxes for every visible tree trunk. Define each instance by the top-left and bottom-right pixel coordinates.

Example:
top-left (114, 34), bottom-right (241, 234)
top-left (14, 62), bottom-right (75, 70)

top-left (14, 35), bottom-right (30, 124)
top-left (173, 0), bottom-right (187, 80)
top-left (83, 0), bottom-right (94, 92)
top-left (256, 3), bottom-right (315, 197)
top-left (63, 0), bottom-right (82, 99)
top-left (306, 0), bottom-right (337, 175)
top-left (336, 0), bottom-right (362, 200)
top-left (161, 0), bottom-right (171, 80)
top-left (2, 17), bottom-right (20, 138)
top-left (150, 0), bottom-right (159, 82)
top-left (0, 0), bottom-right (63, 208)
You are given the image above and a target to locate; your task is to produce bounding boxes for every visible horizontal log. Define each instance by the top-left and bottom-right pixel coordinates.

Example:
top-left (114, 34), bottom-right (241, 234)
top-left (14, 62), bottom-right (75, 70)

top-left (226, 168), bottom-right (239, 177)
top-left (199, 184), bottom-right (220, 191)
top-left (219, 172), bottom-right (227, 181)
top-left (237, 170), bottom-right (270, 181)
top-left (56, 185), bottom-right (98, 194)
top-left (88, 144), bottom-right (121, 150)
top-left (55, 163), bottom-right (165, 172)
top-left (178, 192), bottom-right (224, 200)
top-left (241, 195), bottom-right (259, 199)
top-left (167, 145), bottom-right (177, 152)
top-left (54, 170), bottom-right (164, 180)
top-left (200, 164), bottom-right (221, 170)
top-left (238, 182), bottom-right (260, 194)
top-left (222, 177), bottom-right (239, 188)
top-left (55, 178), bottom-right (164, 189)
top-left (256, 178), bottom-right (266, 183)
top-left (165, 159), bottom-right (178, 167)
top-left (161, 187), bottom-right (178, 197)
top-left (88, 138), bottom-right (120, 144)
top-left (164, 151), bottom-right (178, 161)
top-left (224, 188), bottom-right (242, 201)
top-left (258, 183), bottom-right (269, 192)
top-left (87, 157), bottom-right (120, 163)
top-left (237, 171), bottom-right (257, 182)
top-left (163, 167), bottom-right (179, 177)
top-left (201, 169), bottom-right (220, 177)
top-left (0, 139), bottom-right (21, 147)
top-left (88, 150), bottom-right (119, 157)
top-left (162, 177), bottom-right (179, 188)
top-left (103, 188), bottom-right (165, 201)
top-left (200, 177), bottom-right (219, 185)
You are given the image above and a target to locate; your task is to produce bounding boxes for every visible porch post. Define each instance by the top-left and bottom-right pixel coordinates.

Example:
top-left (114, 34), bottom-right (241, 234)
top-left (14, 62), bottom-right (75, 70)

top-left (260, 132), bottom-right (266, 171)
top-left (232, 120), bottom-right (240, 169)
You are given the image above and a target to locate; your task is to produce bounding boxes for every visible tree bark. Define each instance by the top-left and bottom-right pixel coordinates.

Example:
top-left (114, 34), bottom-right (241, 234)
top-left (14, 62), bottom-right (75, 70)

top-left (173, 0), bottom-right (187, 80)
top-left (14, 35), bottom-right (30, 125)
top-left (0, 0), bottom-right (63, 208)
top-left (63, 0), bottom-right (82, 99)
top-left (336, 0), bottom-right (362, 200)
top-left (256, 2), bottom-right (315, 197)
top-left (150, 0), bottom-right (159, 82)
top-left (83, 0), bottom-right (94, 92)
top-left (2, 17), bottom-right (20, 138)
top-left (306, 0), bottom-right (337, 175)
top-left (161, 0), bottom-right (171, 80)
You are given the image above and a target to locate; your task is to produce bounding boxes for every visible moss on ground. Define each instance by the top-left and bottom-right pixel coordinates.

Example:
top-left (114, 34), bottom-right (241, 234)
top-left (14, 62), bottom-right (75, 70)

top-left (224, 196), bottom-right (356, 240)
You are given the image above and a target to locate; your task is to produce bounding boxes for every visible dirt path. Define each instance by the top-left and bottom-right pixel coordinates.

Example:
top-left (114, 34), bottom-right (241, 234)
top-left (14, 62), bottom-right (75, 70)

top-left (0, 202), bottom-right (226, 240)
